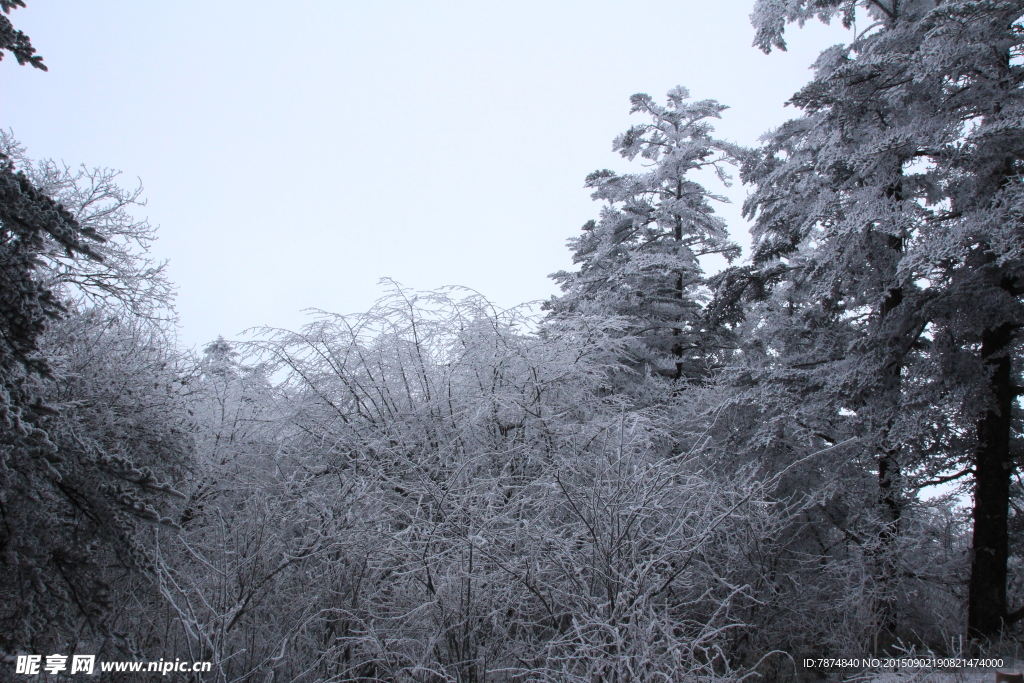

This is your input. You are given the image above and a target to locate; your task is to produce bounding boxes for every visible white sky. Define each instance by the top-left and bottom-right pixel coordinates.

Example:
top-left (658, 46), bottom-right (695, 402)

top-left (0, 1), bottom-right (851, 350)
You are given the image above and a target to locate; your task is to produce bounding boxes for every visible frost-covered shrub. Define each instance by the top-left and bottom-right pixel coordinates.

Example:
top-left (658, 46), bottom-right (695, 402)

top-left (156, 285), bottom-right (807, 682)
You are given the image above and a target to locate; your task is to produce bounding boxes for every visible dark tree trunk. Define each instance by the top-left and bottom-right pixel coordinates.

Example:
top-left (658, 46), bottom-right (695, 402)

top-left (968, 322), bottom-right (1014, 640)
top-left (871, 282), bottom-right (904, 651)
top-left (871, 221), bottom-right (905, 649)
top-left (673, 211), bottom-right (684, 380)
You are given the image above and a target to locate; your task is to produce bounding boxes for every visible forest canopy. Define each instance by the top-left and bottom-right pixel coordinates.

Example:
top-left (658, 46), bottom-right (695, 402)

top-left (1, 1), bottom-right (1023, 681)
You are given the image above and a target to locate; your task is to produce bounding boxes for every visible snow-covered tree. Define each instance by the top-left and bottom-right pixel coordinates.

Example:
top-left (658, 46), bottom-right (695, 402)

top-left (1, 131), bottom-right (175, 320)
top-left (170, 284), bottom-right (797, 682)
top-left (0, 0), bottom-right (191, 648)
top-left (549, 87), bottom-right (741, 380)
top-left (0, 136), bottom-right (105, 650)
top-left (0, 0), bottom-right (44, 70)
top-left (21, 309), bottom-right (190, 654)
top-left (0, 133), bottom-right (188, 654)
top-left (739, 0), bottom-right (1024, 641)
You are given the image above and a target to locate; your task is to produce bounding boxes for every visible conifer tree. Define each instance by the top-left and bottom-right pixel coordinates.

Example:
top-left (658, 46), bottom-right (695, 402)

top-left (548, 87), bottom-right (741, 380)
top-left (0, 10), bottom-right (188, 650)
top-left (0, 1), bottom-right (45, 70)
top-left (739, 0), bottom-right (1024, 641)
top-left (0, 142), bottom-right (188, 653)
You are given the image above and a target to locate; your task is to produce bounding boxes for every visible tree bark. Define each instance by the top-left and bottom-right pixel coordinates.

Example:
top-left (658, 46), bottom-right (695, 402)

top-left (872, 282), bottom-right (903, 650)
top-left (968, 321), bottom-right (1014, 640)
top-left (870, 205), bottom-right (905, 649)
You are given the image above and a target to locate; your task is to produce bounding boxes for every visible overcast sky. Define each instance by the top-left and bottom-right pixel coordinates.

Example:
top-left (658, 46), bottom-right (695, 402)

top-left (1, 1), bottom-right (850, 350)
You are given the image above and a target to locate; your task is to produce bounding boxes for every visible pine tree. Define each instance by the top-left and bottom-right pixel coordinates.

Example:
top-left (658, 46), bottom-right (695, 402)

top-left (0, 153), bottom-right (101, 422)
top-left (0, 153), bottom-right (107, 651)
top-left (0, 143), bottom-right (189, 653)
top-left (0, 10), bottom-right (188, 644)
top-left (0, 1), bottom-right (45, 70)
top-left (739, 0), bottom-right (1024, 641)
top-left (548, 87), bottom-right (741, 380)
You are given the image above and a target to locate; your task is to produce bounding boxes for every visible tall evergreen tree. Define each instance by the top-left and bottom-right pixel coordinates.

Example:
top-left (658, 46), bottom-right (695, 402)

top-left (738, 0), bottom-right (1024, 641)
top-left (548, 87), bottom-right (741, 380)
top-left (0, 141), bottom-right (189, 653)
top-left (0, 9), bottom-right (188, 650)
